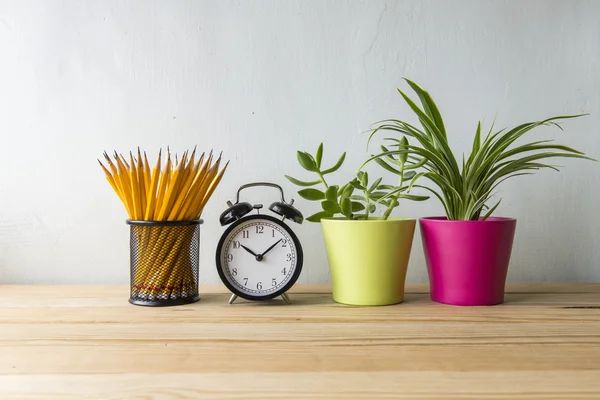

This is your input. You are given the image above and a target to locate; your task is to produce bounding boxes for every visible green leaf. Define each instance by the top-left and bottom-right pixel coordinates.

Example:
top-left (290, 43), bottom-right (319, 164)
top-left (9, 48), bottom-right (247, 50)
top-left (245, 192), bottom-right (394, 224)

top-left (397, 136), bottom-right (409, 164)
top-left (358, 171), bottom-right (368, 187)
top-left (369, 191), bottom-right (388, 200)
top-left (402, 155), bottom-right (428, 170)
top-left (374, 157), bottom-right (401, 174)
top-left (350, 195), bottom-right (366, 202)
top-left (397, 194), bottom-right (429, 201)
top-left (377, 184), bottom-right (396, 191)
top-left (322, 152), bottom-right (346, 174)
top-left (315, 143), bottom-right (323, 168)
top-left (368, 204), bottom-right (376, 213)
top-left (321, 200), bottom-right (341, 214)
top-left (325, 185), bottom-right (338, 202)
top-left (297, 188), bottom-right (325, 201)
top-left (470, 121), bottom-right (482, 162)
top-left (349, 179), bottom-right (363, 190)
top-left (407, 172), bottom-right (426, 192)
top-left (396, 88), bottom-right (460, 177)
top-left (351, 202), bottom-right (365, 212)
top-left (285, 175), bottom-right (320, 187)
top-left (306, 211), bottom-right (333, 223)
top-left (341, 184), bottom-right (354, 199)
top-left (297, 151), bottom-right (318, 172)
top-left (404, 78), bottom-right (447, 138)
top-left (338, 183), bottom-right (349, 197)
top-left (380, 145), bottom-right (397, 165)
top-left (413, 184), bottom-right (452, 219)
top-left (402, 170), bottom-right (416, 180)
top-left (340, 197), bottom-right (352, 218)
top-left (481, 199), bottom-right (501, 220)
top-left (368, 177), bottom-right (382, 193)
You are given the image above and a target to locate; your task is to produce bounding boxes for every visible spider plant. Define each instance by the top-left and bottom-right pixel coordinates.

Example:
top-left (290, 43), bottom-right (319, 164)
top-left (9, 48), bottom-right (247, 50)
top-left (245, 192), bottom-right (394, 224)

top-left (363, 79), bottom-right (596, 220)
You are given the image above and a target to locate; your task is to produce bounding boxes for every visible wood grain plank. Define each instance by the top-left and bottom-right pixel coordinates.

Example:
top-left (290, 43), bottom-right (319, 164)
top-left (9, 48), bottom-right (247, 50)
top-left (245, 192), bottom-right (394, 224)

top-left (3, 322), bottom-right (600, 343)
top-left (1, 292), bottom-right (599, 324)
top-left (2, 342), bottom-right (599, 374)
top-left (0, 284), bottom-right (599, 399)
top-left (1, 372), bottom-right (600, 400)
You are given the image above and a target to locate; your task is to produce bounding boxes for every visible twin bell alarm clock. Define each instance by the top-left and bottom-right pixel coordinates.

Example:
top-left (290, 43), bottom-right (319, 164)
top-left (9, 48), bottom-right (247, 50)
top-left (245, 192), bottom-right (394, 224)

top-left (215, 182), bottom-right (304, 304)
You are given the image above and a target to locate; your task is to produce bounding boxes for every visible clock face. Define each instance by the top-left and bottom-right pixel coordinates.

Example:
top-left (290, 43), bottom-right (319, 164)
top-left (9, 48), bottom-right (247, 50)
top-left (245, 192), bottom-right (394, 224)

top-left (216, 214), bottom-right (303, 300)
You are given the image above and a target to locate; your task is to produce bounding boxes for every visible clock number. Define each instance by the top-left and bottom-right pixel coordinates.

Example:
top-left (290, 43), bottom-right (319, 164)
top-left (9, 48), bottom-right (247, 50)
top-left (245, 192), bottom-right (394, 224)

top-left (232, 241), bottom-right (240, 249)
top-left (281, 239), bottom-right (287, 247)
top-left (242, 230), bottom-right (249, 239)
top-left (256, 225), bottom-right (264, 234)
top-left (272, 229), bottom-right (275, 237)
top-left (227, 254), bottom-right (233, 262)
top-left (243, 278), bottom-right (248, 286)
top-left (286, 253), bottom-right (292, 262)
top-left (231, 268), bottom-right (237, 276)
top-left (257, 282), bottom-right (262, 290)
top-left (281, 268), bottom-right (286, 275)
top-left (272, 278), bottom-right (277, 286)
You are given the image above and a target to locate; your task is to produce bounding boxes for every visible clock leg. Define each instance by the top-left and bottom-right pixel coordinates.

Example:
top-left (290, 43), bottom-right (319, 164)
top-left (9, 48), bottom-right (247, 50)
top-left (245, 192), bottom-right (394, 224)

top-left (281, 292), bottom-right (291, 304)
top-left (228, 294), bottom-right (238, 304)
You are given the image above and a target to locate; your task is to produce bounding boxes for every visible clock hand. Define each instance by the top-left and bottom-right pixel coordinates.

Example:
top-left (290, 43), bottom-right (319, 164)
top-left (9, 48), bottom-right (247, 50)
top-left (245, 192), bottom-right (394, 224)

top-left (259, 239), bottom-right (283, 258)
top-left (240, 244), bottom-right (259, 258)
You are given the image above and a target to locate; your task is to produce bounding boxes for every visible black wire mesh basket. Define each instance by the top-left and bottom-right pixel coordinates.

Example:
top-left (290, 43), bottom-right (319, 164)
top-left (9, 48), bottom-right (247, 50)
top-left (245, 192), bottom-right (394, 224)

top-left (126, 219), bottom-right (202, 306)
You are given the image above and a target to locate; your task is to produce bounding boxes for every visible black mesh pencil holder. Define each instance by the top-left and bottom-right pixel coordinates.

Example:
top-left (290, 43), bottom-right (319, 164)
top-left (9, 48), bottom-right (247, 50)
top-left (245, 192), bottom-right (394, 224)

top-left (126, 219), bottom-right (203, 307)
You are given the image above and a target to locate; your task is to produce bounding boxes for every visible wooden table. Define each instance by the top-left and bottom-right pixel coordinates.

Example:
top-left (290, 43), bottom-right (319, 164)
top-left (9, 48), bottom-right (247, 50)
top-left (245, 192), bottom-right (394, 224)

top-left (1, 283), bottom-right (599, 399)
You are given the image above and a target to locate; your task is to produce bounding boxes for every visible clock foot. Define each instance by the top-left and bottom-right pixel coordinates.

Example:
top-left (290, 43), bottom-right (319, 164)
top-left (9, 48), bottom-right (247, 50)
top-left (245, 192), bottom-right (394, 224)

top-left (228, 294), bottom-right (238, 304)
top-left (281, 292), bottom-right (291, 304)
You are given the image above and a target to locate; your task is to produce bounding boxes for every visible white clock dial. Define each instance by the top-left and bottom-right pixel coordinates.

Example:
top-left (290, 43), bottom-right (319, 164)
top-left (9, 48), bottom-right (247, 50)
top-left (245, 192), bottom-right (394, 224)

top-left (218, 216), bottom-right (300, 298)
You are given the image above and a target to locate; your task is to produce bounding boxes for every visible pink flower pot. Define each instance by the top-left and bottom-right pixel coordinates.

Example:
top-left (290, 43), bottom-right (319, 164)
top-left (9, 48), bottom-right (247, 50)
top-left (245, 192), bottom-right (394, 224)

top-left (419, 217), bottom-right (517, 306)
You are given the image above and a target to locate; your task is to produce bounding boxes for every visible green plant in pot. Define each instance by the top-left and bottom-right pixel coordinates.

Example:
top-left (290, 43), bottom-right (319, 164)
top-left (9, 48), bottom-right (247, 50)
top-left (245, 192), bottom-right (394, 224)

top-left (365, 79), bottom-right (596, 306)
top-left (285, 143), bottom-right (428, 306)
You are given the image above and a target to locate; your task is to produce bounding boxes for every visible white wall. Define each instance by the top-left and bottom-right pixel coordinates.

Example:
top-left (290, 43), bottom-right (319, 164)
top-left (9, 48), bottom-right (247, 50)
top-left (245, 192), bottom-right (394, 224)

top-left (0, 0), bottom-right (598, 284)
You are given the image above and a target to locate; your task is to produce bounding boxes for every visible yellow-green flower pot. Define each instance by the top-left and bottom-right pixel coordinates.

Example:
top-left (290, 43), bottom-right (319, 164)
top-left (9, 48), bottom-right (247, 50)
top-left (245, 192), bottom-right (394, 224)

top-left (321, 218), bottom-right (416, 306)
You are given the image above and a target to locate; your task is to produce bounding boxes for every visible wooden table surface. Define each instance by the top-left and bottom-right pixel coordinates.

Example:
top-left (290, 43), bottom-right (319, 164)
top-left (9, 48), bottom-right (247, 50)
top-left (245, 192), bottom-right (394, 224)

top-left (1, 283), bottom-right (599, 400)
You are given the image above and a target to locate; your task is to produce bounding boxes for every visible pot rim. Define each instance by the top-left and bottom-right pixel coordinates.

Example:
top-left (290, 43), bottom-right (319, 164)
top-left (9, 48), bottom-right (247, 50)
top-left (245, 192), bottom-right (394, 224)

top-left (321, 217), bottom-right (416, 223)
top-left (419, 216), bottom-right (516, 223)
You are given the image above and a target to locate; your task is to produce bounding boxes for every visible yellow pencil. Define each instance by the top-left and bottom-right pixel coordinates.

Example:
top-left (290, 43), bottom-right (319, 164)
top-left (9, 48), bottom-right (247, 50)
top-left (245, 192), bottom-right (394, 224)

top-left (136, 148), bottom-right (147, 219)
top-left (144, 149), bottom-right (162, 220)
top-left (99, 146), bottom-right (229, 303)
top-left (168, 152), bottom-right (201, 220)
top-left (197, 160), bottom-right (230, 218)
top-left (154, 154), bottom-right (172, 220)
top-left (176, 152), bottom-right (212, 220)
top-left (156, 151), bottom-right (187, 220)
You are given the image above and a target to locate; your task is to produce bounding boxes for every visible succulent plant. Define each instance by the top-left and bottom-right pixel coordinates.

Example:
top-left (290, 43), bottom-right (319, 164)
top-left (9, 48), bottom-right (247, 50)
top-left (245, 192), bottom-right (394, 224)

top-left (285, 143), bottom-right (427, 222)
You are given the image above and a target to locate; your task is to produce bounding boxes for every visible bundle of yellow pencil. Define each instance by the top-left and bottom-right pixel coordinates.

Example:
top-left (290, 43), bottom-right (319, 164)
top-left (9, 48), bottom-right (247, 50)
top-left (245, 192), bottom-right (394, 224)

top-left (98, 147), bottom-right (228, 302)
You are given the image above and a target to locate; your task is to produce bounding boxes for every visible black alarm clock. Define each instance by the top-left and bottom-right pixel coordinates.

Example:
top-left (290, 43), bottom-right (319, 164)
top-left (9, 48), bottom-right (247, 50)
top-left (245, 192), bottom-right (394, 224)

top-left (215, 182), bottom-right (304, 304)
